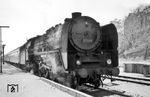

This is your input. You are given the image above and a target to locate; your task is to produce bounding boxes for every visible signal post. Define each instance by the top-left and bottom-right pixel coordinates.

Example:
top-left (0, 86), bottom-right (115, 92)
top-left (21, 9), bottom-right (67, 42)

top-left (0, 26), bottom-right (9, 73)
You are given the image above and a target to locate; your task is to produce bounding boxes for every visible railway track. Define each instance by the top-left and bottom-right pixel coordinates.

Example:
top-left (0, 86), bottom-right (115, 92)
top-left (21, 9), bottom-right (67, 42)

top-left (81, 84), bottom-right (131, 97)
top-left (39, 76), bottom-right (133, 97)
top-left (41, 77), bottom-right (93, 97)
top-left (39, 77), bottom-right (132, 97)
top-left (107, 75), bottom-right (150, 85)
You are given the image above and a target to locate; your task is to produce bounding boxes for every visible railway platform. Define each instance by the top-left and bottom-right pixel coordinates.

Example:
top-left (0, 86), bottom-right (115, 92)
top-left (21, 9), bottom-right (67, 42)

top-left (0, 63), bottom-right (86, 97)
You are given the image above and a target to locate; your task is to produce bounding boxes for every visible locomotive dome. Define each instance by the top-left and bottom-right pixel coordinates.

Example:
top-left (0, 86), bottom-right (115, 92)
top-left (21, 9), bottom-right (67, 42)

top-left (69, 13), bottom-right (101, 52)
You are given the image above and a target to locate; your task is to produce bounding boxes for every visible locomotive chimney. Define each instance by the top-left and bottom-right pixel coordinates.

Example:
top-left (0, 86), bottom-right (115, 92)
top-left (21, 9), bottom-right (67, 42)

top-left (72, 12), bottom-right (82, 19)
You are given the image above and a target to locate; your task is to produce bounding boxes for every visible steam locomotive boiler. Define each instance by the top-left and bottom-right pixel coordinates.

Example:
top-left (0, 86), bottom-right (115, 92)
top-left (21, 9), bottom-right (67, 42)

top-left (5, 12), bottom-right (119, 89)
top-left (62, 12), bottom-right (119, 88)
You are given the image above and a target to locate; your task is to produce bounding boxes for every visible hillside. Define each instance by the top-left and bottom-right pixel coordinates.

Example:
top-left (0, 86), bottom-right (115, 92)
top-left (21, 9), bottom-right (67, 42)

top-left (112, 5), bottom-right (150, 61)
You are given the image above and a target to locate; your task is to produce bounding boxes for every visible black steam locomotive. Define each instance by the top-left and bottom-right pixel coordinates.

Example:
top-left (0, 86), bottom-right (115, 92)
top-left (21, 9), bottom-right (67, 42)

top-left (5, 12), bottom-right (119, 88)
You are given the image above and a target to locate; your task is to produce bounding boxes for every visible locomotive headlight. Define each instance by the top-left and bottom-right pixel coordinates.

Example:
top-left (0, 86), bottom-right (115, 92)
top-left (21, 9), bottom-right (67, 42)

top-left (107, 59), bottom-right (112, 65)
top-left (76, 60), bottom-right (81, 65)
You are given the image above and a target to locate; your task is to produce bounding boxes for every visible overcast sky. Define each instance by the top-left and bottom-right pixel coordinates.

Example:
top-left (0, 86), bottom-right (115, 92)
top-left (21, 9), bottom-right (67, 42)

top-left (0, 0), bottom-right (150, 53)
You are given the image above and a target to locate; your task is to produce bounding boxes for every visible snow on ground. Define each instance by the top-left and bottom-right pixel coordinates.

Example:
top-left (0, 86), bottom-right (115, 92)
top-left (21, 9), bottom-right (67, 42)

top-left (103, 80), bottom-right (150, 97)
top-left (119, 59), bottom-right (150, 65)
top-left (101, 60), bottom-right (150, 97)
top-left (1, 60), bottom-right (150, 97)
top-left (0, 63), bottom-right (73, 97)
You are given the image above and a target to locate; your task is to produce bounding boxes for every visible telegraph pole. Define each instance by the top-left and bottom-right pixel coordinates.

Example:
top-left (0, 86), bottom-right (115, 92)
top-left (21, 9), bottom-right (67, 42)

top-left (0, 26), bottom-right (9, 73)
top-left (3, 44), bottom-right (5, 64)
